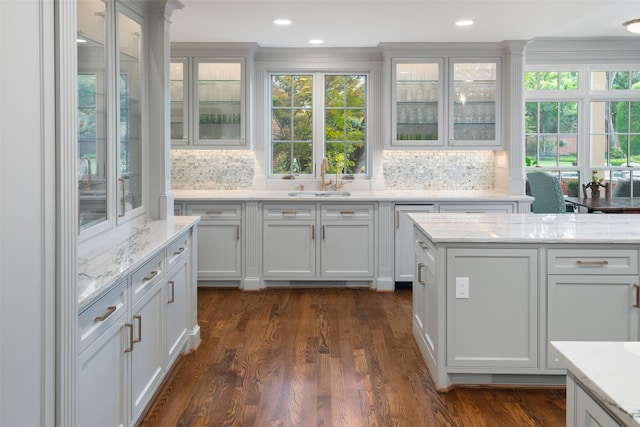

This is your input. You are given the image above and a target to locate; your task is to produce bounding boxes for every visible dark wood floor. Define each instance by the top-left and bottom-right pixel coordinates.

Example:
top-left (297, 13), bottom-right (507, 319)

top-left (139, 287), bottom-right (566, 427)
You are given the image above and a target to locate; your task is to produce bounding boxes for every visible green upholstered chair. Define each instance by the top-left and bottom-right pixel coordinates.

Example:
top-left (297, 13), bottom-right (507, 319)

top-left (526, 171), bottom-right (573, 213)
top-left (612, 180), bottom-right (640, 197)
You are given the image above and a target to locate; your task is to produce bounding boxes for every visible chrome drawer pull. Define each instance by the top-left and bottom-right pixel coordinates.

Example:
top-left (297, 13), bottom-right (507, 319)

top-left (206, 210), bottom-right (222, 215)
top-left (576, 260), bottom-right (609, 266)
top-left (124, 323), bottom-right (134, 353)
top-left (133, 315), bottom-right (142, 344)
top-left (340, 210), bottom-right (356, 215)
top-left (143, 270), bottom-right (158, 282)
top-left (94, 305), bottom-right (116, 322)
top-left (168, 281), bottom-right (175, 304)
top-left (173, 247), bottom-right (186, 255)
top-left (417, 262), bottom-right (426, 286)
top-left (418, 241), bottom-right (429, 250)
top-left (282, 210), bottom-right (297, 215)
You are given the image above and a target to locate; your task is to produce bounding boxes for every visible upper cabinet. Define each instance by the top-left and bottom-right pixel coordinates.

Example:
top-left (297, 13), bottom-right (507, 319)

top-left (170, 44), bottom-right (255, 148)
top-left (448, 59), bottom-right (501, 148)
top-left (77, 0), bottom-right (147, 235)
top-left (390, 52), bottom-right (502, 149)
top-left (170, 58), bottom-right (188, 146)
top-left (194, 58), bottom-right (245, 146)
top-left (392, 59), bottom-right (444, 147)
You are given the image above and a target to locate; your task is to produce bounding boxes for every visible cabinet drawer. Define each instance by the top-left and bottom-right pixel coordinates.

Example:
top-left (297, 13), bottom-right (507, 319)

top-left (414, 231), bottom-right (436, 265)
top-left (438, 203), bottom-right (514, 213)
top-left (131, 252), bottom-right (165, 304)
top-left (321, 204), bottom-right (374, 220)
top-left (187, 204), bottom-right (241, 221)
top-left (263, 204), bottom-right (315, 220)
top-left (548, 249), bottom-right (638, 275)
top-left (78, 279), bottom-right (127, 354)
top-left (167, 232), bottom-right (189, 272)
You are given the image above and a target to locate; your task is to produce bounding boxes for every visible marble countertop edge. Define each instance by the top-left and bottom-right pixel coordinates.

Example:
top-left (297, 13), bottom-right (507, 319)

top-left (551, 341), bottom-right (640, 427)
top-left (77, 216), bottom-right (200, 312)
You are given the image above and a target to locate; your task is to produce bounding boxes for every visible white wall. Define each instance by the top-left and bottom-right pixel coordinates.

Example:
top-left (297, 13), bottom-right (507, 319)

top-left (0, 1), bottom-right (55, 426)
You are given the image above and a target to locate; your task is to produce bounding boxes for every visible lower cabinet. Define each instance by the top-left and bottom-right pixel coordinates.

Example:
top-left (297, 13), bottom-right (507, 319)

top-left (445, 248), bottom-right (539, 369)
top-left (77, 228), bottom-right (194, 427)
top-left (77, 281), bottom-right (128, 427)
top-left (186, 203), bottom-right (242, 281)
top-left (262, 203), bottom-right (374, 280)
top-left (438, 203), bottom-right (515, 213)
top-left (395, 205), bottom-right (435, 282)
top-left (573, 380), bottom-right (624, 427)
top-left (413, 232), bottom-right (438, 373)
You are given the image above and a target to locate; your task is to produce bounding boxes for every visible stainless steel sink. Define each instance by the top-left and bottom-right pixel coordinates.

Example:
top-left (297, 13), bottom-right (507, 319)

top-left (287, 190), bottom-right (351, 197)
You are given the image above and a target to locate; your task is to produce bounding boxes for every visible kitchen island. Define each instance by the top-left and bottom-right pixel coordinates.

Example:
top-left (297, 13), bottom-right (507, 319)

top-left (409, 213), bottom-right (640, 390)
top-left (552, 341), bottom-right (640, 427)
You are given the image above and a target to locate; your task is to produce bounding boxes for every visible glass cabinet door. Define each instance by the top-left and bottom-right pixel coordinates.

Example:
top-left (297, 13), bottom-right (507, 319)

top-left (194, 59), bottom-right (245, 146)
top-left (449, 59), bottom-right (501, 147)
top-left (77, 0), bottom-right (108, 231)
top-left (392, 59), bottom-right (443, 146)
top-left (170, 58), bottom-right (188, 146)
top-left (117, 10), bottom-right (143, 220)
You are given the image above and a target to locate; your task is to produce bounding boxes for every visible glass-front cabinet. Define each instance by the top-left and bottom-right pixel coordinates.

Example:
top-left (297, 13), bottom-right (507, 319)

top-left (194, 58), bottom-right (245, 146)
top-left (448, 58), bottom-right (501, 147)
top-left (170, 58), bottom-right (188, 145)
top-left (77, 0), bottom-right (146, 235)
top-left (392, 59), bottom-right (444, 146)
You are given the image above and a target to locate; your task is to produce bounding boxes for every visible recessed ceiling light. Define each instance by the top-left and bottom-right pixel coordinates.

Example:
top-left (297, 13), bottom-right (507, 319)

top-left (623, 18), bottom-right (640, 34)
top-left (309, 39), bottom-right (324, 45)
top-left (273, 18), bottom-right (291, 26)
top-left (455, 20), bottom-right (474, 27)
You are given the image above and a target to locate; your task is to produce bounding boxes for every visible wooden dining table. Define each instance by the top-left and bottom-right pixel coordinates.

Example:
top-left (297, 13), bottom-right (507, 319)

top-left (565, 196), bottom-right (640, 213)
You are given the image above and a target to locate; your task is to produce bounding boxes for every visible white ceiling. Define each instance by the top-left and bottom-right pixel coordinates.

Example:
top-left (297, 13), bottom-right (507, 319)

top-left (169, 0), bottom-right (640, 48)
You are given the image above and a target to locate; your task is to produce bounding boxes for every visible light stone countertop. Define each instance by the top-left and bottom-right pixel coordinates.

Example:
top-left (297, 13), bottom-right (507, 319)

top-left (551, 341), bottom-right (640, 427)
top-left (410, 212), bottom-right (640, 244)
top-left (77, 216), bottom-right (200, 312)
top-left (172, 189), bottom-right (532, 203)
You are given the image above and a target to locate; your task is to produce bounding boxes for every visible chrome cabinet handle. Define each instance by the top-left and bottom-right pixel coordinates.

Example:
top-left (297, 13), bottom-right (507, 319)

top-left (576, 260), bottom-right (609, 266)
top-left (322, 225), bottom-right (325, 240)
top-left (168, 281), bottom-right (175, 304)
top-left (133, 314), bottom-right (142, 343)
top-left (143, 271), bottom-right (158, 282)
top-left (236, 225), bottom-right (240, 240)
top-left (417, 262), bottom-right (425, 286)
top-left (94, 305), bottom-right (116, 322)
top-left (124, 323), bottom-right (134, 353)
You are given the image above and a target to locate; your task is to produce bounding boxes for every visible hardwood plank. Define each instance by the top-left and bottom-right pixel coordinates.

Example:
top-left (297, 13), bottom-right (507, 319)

top-left (139, 288), bottom-right (566, 427)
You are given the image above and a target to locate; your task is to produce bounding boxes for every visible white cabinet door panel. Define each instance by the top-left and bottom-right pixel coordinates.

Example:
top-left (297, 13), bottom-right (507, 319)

top-left (321, 222), bottom-right (374, 277)
top-left (263, 222), bottom-right (315, 278)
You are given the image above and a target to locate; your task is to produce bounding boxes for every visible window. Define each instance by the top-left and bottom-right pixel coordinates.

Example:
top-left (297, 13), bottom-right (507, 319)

top-left (524, 67), bottom-right (640, 195)
top-left (270, 73), bottom-right (367, 176)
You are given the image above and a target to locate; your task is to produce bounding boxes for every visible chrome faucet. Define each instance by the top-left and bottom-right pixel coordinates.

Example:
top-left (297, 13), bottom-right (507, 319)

top-left (320, 157), bottom-right (332, 191)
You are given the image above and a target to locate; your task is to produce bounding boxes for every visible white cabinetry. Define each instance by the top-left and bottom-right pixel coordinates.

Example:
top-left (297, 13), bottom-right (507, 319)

top-left (574, 382), bottom-right (623, 427)
top-left (187, 203), bottom-right (243, 282)
top-left (263, 204), bottom-right (317, 278)
top-left (76, 280), bottom-right (128, 427)
top-left (413, 233), bottom-right (439, 375)
top-left (438, 202), bottom-right (514, 213)
top-left (262, 203), bottom-right (374, 281)
top-left (395, 205), bottom-right (435, 282)
top-left (170, 44), bottom-right (254, 148)
top-left (446, 248), bottom-right (538, 369)
top-left (389, 54), bottom-right (501, 148)
top-left (546, 249), bottom-right (640, 369)
top-left (76, 225), bottom-right (196, 427)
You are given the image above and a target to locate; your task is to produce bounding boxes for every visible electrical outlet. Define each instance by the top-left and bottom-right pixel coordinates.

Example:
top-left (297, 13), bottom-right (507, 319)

top-left (455, 277), bottom-right (469, 299)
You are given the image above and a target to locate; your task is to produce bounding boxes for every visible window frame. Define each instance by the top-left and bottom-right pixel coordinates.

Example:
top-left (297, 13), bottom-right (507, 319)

top-left (267, 70), bottom-right (370, 181)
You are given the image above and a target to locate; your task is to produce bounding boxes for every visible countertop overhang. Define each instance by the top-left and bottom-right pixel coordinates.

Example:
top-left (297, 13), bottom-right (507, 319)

top-left (409, 212), bottom-right (640, 244)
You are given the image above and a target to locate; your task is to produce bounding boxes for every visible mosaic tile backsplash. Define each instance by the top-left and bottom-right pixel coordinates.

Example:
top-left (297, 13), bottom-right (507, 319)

top-left (170, 150), bottom-right (495, 190)
top-left (171, 150), bottom-right (255, 190)
top-left (384, 150), bottom-right (495, 190)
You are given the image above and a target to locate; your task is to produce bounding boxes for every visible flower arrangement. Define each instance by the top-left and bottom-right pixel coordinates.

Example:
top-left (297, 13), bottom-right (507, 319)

top-left (584, 170), bottom-right (606, 198)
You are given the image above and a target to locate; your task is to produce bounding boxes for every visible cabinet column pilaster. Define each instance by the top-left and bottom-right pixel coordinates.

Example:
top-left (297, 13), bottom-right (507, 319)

top-left (503, 40), bottom-right (528, 196)
top-left (147, 1), bottom-right (183, 220)
top-left (376, 202), bottom-right (395, 291)
top-left (243, 202), bottom-right (263, 290)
